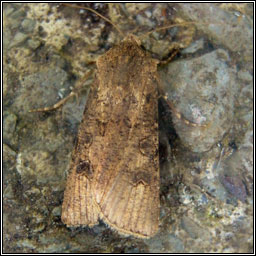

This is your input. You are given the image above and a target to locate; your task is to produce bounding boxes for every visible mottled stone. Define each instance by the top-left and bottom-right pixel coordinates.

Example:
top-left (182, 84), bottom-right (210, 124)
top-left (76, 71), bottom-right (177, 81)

top-left (52, 206), bottom-right (61, 217)
top-left (177, 3), bottom-right (253, 66)
top-left (3, 2), bottom-right (252, 254)
top-left (3, 112), bottom-right (18, 147)
top-left (12, 67), bottom-right (70, 114)
top-left (16, 150), bottom-right (61, 185)
top-left (27, 38), bottom-right (41, 49)
top-left (181, 38), bottom-right (204, 54)
top-left (21, 18), bottom-right (36, 33)
top-left (10, 32), bottom-right (28, 48)
top-left (181, 216), bottom-right (211, 240)
top-left (160, 49), bottom-right (237, 152)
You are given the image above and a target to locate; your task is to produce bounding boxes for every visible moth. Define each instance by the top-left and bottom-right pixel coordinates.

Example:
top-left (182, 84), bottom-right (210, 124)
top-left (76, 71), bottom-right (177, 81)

top-left (61, 34), bottom-right (160, 238)
top-left (58, 3), bottom-right (199, 239)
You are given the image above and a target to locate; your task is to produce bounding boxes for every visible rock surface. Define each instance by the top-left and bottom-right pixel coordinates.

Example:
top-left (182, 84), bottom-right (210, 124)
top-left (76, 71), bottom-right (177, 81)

top-left (3, 3), bottom-right (253, 253)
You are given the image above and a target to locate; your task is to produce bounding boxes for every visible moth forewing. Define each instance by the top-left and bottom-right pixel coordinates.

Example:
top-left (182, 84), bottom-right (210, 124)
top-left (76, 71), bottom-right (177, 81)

top-left (62, 35), bottom-right (160, 238)
top-left (61, 72), bottom-right (101, 227)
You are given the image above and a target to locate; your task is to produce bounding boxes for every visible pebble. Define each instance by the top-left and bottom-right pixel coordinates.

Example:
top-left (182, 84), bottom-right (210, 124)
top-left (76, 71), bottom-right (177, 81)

top-left (10, 32), bottom-right (28, 48)
top-left (160, 49), bottom-right (237, 152)
top-left (21, 18), bottom-right (36, 33)
top-left (27, 38), bottom-right (41, 49)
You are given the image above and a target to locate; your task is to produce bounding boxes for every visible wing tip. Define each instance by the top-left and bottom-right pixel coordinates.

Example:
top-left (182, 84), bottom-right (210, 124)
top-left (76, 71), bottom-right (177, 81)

top-left (96, 204), bottom-right (158, 239)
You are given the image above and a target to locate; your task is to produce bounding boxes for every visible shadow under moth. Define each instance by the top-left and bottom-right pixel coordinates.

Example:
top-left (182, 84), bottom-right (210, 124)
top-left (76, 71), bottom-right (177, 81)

top-left (61, 34), bottom-right (160, 238)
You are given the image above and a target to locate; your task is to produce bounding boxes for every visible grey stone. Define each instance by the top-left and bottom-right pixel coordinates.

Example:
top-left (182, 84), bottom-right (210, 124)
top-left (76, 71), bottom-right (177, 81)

top-left (12, 67), bottom-right (70, 114)
top-left (21, 18), bottom-right (36, 33)
top-left (160, 49), bottom-right (237, 152)
top-left (181, 216), bottom-right (211, 239)
top-left (27, 39), bottom-right (41, 49)
top-left (178, 3), bottom-right (253, 66)
top-left (10, 32), bottom-right (28, 48)
top-left (3, 112), bottom-right (18, 147)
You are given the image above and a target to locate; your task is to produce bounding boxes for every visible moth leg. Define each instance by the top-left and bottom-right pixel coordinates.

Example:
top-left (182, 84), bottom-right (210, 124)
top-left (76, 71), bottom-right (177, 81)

top-left (157, 76), bottom-right (206, 128)
top-left (29, 70), bottom-right (94, 112)
top-left (162, 96), bottom-right (207, 127)
top-left (158, 48), bottom-right (179, 66)
top-left (29, 91), bottom-right (77, 112)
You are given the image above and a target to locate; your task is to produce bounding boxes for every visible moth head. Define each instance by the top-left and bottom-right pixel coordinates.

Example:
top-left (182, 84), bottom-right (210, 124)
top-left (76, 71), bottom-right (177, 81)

top-left (122, 34), bottom-right (141, 46)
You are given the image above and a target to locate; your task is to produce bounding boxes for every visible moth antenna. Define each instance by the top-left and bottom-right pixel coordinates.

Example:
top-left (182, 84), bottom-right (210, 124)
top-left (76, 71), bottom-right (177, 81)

top-left (62, 3), bottom-right (125, 38)
top-left (139, 21), bottom-right (219, 40)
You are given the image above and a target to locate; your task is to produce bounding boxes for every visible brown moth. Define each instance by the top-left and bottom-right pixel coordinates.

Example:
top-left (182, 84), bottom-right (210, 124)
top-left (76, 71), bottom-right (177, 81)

top-left (61, 34), bottom-right (160, 238)
top-left (59, 3), bottom-right (203, 239)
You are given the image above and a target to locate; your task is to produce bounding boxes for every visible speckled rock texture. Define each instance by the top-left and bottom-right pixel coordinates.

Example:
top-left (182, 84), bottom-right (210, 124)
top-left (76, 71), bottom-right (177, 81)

top-left (3, 3), bottom-right (253, 253)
